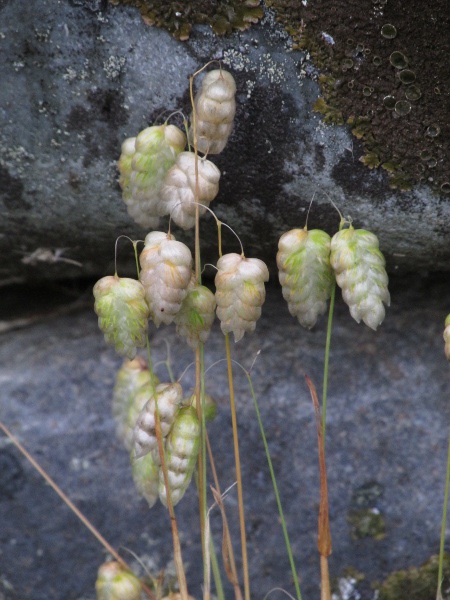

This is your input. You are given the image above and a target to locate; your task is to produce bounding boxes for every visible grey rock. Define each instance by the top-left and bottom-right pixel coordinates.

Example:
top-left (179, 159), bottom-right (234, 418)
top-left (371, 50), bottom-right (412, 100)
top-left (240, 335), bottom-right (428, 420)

top-left (0, 0), bottom-right (449, 284)
top-left (0, 275), bottom-right (449, 599)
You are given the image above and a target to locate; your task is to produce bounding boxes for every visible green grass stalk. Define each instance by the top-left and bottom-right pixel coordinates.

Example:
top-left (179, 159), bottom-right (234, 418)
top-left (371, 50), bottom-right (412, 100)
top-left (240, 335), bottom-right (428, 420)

top-left (244, 371), bottom-right (303, 600)
top-left (321, 282), bottom-right (336, 439)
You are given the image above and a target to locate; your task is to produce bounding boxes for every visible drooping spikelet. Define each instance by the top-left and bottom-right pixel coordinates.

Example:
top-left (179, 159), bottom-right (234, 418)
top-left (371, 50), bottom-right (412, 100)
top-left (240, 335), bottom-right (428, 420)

top-left (174, 275), bottom-right (216, 349)
top-left (277, 228), bottom-right (334, 329)
top-left (444, 314), bottom-right (450, 361)
top-left (133, 383), bottom-right (184, 459)
top-left (189, 69), bottom-right (236, 155)
top-left (118, 124), bottom-right (186, 228)
top-left (159, 406), bottom-right (200, 508)
top-left (131, 450), bottom-right (160, 508)
top-left (139, 231), bottom-right (193, 327)
top-left (215, 253), bottom-right (269, 342)
top-left (96, 561), bottom-right (142, 600)
top-left (93, 276), bottom-right (149, 359)
top-left (112, 357), bottom-right (152, 450)
top-left (159, 152), bottom-right (220, 229)
top-left (330, 226), bottom-right (390, 330)
top-left (187, 392), bottom-right (218, 422)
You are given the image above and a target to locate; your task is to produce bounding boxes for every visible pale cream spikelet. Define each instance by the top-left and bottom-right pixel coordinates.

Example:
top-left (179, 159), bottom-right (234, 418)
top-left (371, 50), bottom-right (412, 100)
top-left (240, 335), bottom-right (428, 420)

top-left (174, 275), bottom-right (216, 349)
top-left (112, 357), bottom-right (152, 450)
top-left (118, 124), bottom-right (186, 228)
top-left (330, 226), bottom-right (390, 330)
top-left (95, 561), bottom-right (142, 600)
top-left (277, 228), bottom-right (334, 329)
top-left (133, 382), bottom-right (184, 459)
top-left (189, 69), bottom-right (236, 154)
top-left (444, 314), bottom-right (450, 361)
top-left (139, 231), bottom-right (193, 327)
top-left (159, 151), bottom-right (220, 230)
top-left (215, 253), bottom-right (269, 342)
top-left (131, 450), bottom-right (159, 508)
top-left (93, 276), bottom-right (149, 359)
top-left (158, 405), bottom-right (200, 508)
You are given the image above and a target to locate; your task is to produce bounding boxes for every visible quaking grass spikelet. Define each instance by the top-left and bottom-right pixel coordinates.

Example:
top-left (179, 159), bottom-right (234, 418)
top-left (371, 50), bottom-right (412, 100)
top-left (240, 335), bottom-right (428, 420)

top-left (112, 357), bottom-right (152, 450)
top-left (158, 405), bottom-right (200, 508)
top-left (215, 253), bottom-right (269, 342)
top-left (131, 450), bottom-right (160, 508)
top-left (95, 561), bottom-right (142, 600)
top-left (444, 314), bottom-right (450, 361)
top-left (139, 231), bottom-right (193, 327)
top-left (277, 227), bottom-right (334, 329)
top-left (189, 69), bottom-right (236, 154)
top-left (118, 124), bottom-right (186, 228)
top-left (330, 226), bottom-right (390, 330)
top-left (133, 382), bottom-right (184, 459)
top-left (174, 276), bottom-right (216, 349)
top-left (159, 151), bottom-right (220, 230)
top-left (93, 276), bottom-right (149, 359)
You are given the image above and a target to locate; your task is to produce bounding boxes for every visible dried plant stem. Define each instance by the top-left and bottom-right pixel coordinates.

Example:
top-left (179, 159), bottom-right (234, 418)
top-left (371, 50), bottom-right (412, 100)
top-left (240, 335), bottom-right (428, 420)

top-left (437, 429), bottom-right (450, 600)
top-left (225, 333), bottom-right (250, 600)
top-left (0, 421), bottom-right (155, 600)
top-left (305, 376), bottom-right (332, 600)
top-left (206, 433), bottom-right (242, 600)
top-left (154, 405), bottom-right (188, 600)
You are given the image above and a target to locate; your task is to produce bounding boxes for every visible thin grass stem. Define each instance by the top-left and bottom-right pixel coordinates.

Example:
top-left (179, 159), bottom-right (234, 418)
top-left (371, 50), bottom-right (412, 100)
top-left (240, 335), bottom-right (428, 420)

top-left (225, 333), bottom-right (250, 600)
top-left (210, 534), bottom-right (225, 600)
top-left (321, 282), bottom-right (336, 439)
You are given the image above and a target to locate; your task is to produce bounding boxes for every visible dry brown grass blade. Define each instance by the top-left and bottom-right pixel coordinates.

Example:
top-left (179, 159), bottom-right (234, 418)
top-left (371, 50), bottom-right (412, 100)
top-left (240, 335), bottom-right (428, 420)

top-left (305, 375), bottom-right (332, 600)
top-left (211, 486), bottom-right (244, 600)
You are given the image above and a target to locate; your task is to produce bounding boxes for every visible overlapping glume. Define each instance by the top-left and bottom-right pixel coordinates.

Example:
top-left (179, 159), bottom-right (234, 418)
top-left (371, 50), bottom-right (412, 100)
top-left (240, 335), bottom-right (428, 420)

top-left (96, 561), bottom-right (142, 600)
top-left (93, 276), bottom-right (149, 359)
top-left (215, 253), bottom-right (269, 342)
top-left (118, 124), bottom-right (186, 228)
top-left (277, 228), bottom-right (334, 329)
top-left (158, 406), bottom-right (200, 508)
top-left (139, 231), bottom-right (193, 327)
top-left (133, 382), bottom-right (184, 459)
top-left (330, 227), bottom-right (390, 330)
top-left (131, 450), bottom-right (160, 508)
top-left (444, 314), bottom-right (450, 361)
top-left (174, 275), bottom-right (216, 349)
top-left (189, 69), bottom-right (236, 154)
top-left (159, 152), bottom-right (220, 229)
top-left (112, 357), bottom-right (153, 450)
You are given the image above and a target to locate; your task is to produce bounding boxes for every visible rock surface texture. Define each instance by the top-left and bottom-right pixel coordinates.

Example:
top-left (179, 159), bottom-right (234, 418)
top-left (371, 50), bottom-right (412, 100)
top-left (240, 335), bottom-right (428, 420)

top-left (0, 0), bottom-right (449, 282)
top-left (0, 276), bottom-right (450, 600)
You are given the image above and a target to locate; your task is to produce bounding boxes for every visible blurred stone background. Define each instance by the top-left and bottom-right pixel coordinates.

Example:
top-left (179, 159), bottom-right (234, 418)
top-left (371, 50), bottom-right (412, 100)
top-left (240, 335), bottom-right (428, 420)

top-left (1, 1), bottom-right (449, 599)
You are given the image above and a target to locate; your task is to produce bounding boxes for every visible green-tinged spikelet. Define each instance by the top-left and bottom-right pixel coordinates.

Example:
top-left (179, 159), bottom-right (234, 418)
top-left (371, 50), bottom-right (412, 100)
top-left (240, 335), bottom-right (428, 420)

top-left (96, 561), bottom-right (142, 600)
top-left (112, 357), bottom-right (152, 450)
top-left (93, 276), bottom-right (149, 359)
top-left (133, 383), bottom-right (184, 459)
top-left (444, 314), bottom-right (450, 361)
top-left (330, 226), bottom-right (390, 330)
top-left (174, 277), bottom-right (216, 349)
top-left (139, 231), bottom-right (193, 327)
top-left (131, 450), bottom-right (159, 508)
top-left (159, 152), bottom-right (220, 230)
top-left (186, 393), bottom-right (217, 422)
top-left (158, 406), bottom-right (200, 507)
top-left (118, 124), bottom-right (186, 228)
top-left (277, 228), bottom-right (334, 328)
top-left (215, 253), bottom-right (269, 342)
top-left (189, 69), bottom-right (236, 155)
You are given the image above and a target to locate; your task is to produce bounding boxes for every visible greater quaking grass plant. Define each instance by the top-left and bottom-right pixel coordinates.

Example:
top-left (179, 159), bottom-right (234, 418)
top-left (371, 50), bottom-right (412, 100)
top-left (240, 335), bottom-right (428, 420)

top-left (1, 60), bottom-right (448, 600)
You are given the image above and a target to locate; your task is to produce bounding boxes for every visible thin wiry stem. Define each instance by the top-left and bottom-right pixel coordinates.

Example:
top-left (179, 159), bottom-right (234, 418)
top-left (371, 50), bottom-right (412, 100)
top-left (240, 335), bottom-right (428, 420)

top-left (225, 333), bottom-right (250, 600)
top-left (321, 282), bottom-right (336, 439)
